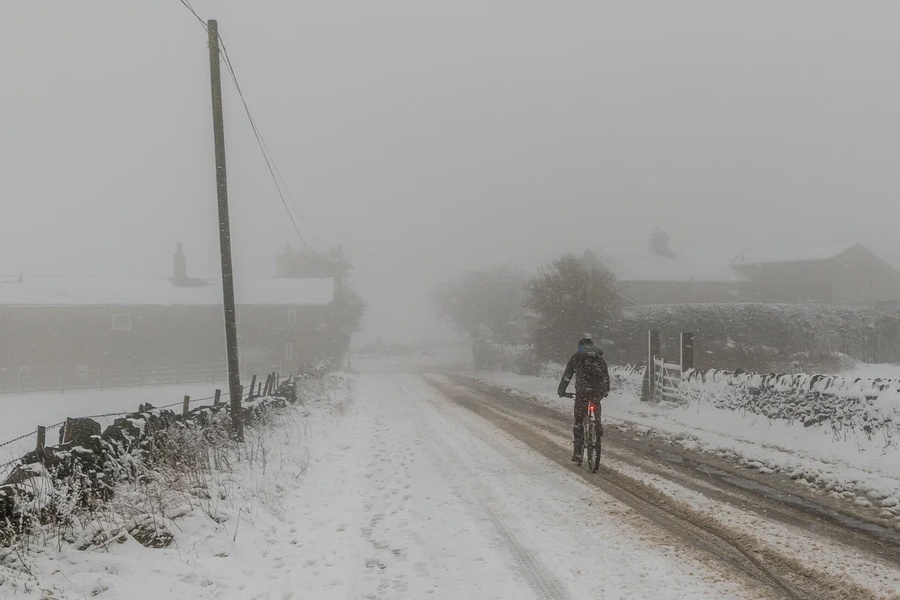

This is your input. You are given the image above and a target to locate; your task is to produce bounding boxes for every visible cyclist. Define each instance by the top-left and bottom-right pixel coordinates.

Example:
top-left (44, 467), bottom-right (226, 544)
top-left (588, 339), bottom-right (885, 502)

top-left (557, 337), bottom-right (610, 464)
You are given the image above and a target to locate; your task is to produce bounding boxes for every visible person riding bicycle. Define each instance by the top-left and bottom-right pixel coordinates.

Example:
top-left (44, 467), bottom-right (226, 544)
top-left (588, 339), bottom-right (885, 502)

top-left (558, 337), bottom-right (610, 464)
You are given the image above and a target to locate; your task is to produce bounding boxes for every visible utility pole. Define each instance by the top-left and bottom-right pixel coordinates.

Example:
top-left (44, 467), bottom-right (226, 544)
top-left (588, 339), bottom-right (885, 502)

top-left (208, 19), bottom-right (243, 441)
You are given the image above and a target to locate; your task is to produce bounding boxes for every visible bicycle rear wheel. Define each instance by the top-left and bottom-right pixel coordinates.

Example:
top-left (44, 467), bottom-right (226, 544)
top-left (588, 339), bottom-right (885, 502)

top-left (586, 420), bottom-right (601, 473)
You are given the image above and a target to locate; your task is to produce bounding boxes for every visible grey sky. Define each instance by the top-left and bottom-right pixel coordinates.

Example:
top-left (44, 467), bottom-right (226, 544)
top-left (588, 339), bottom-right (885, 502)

top-left (2, 1), bottom-right (899, 342)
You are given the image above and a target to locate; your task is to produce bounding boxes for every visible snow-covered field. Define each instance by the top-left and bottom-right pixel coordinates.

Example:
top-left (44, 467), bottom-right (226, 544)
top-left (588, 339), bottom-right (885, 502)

top-left (476, 369), bottom-right (900, 512)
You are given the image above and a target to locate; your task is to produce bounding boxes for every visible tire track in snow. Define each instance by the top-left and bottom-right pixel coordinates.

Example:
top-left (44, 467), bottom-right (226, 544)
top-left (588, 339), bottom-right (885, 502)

top-left (398, 379), bottom-right (571, 600)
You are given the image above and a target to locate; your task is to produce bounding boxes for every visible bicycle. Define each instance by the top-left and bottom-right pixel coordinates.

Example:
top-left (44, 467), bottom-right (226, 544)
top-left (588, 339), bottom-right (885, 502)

top-left (564, 393), bottom-right (602, 473)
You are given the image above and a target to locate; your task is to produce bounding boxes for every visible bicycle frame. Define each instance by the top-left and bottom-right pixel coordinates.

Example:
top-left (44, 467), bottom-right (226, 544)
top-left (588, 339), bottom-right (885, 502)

top-left (563, 392), bottom-right (603, 471)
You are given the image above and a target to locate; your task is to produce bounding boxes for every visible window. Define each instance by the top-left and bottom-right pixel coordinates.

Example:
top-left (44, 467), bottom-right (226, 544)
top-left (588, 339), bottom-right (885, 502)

top-left (285, 343), bottom-right (294, 359)
top-left (112, 314), bottom-right (132, 331)
top-left (287, 309), bottom-right (297, 327)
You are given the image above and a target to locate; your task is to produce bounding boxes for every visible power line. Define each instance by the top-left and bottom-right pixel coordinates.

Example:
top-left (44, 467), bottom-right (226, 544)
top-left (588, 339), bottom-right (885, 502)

top-left (172, 2), bottom-right (315, 253)
top-left (176, 0), bottom-right (207, 30)
top-left (169, 5), bottom-right (473, 272)
top-left (216, 34), bottom-right (314, 254)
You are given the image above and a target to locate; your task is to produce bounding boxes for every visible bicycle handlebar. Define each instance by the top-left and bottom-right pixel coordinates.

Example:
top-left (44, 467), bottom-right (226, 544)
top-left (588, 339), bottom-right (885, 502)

top-left (561, 392), bottom-right (609, 399)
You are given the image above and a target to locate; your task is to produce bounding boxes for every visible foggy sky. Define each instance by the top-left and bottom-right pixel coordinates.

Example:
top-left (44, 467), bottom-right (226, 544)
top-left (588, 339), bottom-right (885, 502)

top-left (2, 1), bottom-right (899, 342)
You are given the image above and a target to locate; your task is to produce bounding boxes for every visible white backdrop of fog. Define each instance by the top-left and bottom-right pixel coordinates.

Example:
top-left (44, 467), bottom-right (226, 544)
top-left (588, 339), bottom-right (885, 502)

top-left (2, 1), bottom-right (898, 344)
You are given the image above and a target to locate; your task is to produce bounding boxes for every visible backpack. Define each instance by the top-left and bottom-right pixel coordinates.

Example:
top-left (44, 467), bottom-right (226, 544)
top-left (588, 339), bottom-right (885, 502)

top-left (577, 350), bottom-right (608, 393)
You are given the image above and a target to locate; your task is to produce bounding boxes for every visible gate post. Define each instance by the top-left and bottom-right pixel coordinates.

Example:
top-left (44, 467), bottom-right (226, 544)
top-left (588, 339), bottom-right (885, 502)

top-left (642, 329), bottom-right (660, 402)
top-left (680, 332), bottom-right (694, 373)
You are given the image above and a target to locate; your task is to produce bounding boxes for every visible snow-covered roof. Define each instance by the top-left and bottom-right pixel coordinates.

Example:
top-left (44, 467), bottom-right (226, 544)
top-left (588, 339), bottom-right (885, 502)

top-left (0, 277), bottom-right (335, 307)
top-left (601, 253), bottom-right (748, 283)
top-left (730, 244), bottom-right (857, 266)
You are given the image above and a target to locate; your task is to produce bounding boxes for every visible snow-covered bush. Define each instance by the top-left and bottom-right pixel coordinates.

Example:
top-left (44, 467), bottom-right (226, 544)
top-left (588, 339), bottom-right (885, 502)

top-left (610, 365), bottom-right (644, 398)
top-left (539, 361), bottom-right (565, 381)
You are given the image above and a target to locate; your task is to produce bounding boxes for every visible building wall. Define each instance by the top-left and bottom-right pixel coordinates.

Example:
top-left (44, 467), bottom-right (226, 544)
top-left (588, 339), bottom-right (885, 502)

top-left (0, 304), bottom-right (340, 384)
top-left (733, 247), bottom-right (900, 306)
top-left (734, 260), bottom-right (835, 304)
top-left (828, 246), bottom-right (900, 305)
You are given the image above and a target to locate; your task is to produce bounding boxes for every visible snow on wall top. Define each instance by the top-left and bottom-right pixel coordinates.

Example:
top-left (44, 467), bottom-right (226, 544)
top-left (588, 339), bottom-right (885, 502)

top-left (0, 277), bottom-right (335, 307)
top-left (601, 253), bottom-right (748, 283)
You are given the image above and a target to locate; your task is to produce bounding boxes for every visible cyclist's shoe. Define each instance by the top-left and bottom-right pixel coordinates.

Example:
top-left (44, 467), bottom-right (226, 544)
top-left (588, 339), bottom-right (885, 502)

top-left (571, 444), bottom-right (583, 465)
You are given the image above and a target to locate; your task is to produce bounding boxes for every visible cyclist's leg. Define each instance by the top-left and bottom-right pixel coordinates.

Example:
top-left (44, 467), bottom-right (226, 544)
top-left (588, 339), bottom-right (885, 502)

top-left (572, 395), bottom-right (587, 457)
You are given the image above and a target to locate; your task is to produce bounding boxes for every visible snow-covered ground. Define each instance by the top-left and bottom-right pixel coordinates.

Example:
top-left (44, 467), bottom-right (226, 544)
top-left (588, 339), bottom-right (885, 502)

top-left (4, 371), bottom-right (769, 599)
top-left (475, 369), bottom-right (900, 512)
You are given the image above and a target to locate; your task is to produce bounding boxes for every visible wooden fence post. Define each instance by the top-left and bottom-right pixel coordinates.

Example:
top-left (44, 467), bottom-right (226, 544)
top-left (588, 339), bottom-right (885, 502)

top-left (183, 395), bottom-right (190, 417)
top-left (257, 381), bottom-right (262, 397)
top-left (248, 374), bottom-right (257, 400)
top-left (36, 426), bottom-right (46, 452)
top-left (214, 389), bottom-right (221, 407)
top-left (680, 332), bottom-right (694, 373)
top-left (642, 329), bottom-right (660, 402)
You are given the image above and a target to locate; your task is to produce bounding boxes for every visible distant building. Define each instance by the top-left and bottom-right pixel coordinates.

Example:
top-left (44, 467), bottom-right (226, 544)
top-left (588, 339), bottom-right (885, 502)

top-left (603, 240), bottom-right (900, 306)
top-left (731, 244), bottom-right (900, 305)
top-left (0, 246), bottom-right (345, 392)
top-left (605, 253), bottom-right (748, 305)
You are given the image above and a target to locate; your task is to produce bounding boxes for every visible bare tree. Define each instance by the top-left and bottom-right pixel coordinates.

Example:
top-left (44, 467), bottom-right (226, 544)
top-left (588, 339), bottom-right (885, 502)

top-left (274, 245), bottom-right (366, 336)
top-left (433, 267), bottom-right (527, 367)
top-left (524, 253), bottom-right (621, 361)
top-left (275, 245), bottom-right (352, 278)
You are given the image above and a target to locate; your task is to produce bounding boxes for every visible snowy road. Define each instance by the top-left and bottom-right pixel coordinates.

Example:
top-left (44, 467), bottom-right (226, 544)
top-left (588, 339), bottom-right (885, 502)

top-left (264, 373), bottom-right (778, 600)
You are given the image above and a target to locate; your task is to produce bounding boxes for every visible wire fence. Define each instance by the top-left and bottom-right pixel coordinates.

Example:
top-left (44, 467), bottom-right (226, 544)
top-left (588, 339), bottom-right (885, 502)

top-left (0, 369), bottom-right (286, 477)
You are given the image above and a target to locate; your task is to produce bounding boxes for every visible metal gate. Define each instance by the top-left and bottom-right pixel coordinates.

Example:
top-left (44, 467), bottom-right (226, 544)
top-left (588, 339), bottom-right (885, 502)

top-left (643, 330), bottom-right (694, 402)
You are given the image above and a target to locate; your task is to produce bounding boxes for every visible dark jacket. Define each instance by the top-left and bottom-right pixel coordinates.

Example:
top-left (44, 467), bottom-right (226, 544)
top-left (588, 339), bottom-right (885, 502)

top-left (558, 349), bottom-right (610, 397)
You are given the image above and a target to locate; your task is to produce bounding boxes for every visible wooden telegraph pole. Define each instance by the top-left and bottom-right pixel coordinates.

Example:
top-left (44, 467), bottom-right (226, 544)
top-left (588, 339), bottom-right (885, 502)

top-left (207, 19), bottom-right (244, 441)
